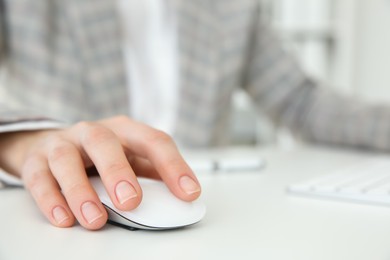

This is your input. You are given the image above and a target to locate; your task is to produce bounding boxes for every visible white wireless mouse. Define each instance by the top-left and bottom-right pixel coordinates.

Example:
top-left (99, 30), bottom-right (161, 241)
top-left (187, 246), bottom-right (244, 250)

top-left (89, 176), bottom-right (206, 230)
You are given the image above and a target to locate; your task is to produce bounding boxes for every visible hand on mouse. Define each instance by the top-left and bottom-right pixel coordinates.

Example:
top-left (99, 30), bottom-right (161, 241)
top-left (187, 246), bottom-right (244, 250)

top-left (0, 116), bottom-right (201, 230)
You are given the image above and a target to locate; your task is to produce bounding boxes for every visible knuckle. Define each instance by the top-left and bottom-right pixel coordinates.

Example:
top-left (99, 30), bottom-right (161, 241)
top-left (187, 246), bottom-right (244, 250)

top-left (34, 187), bottom-right (55, 205)
top-left (147, 130), bottom-right (173, 146)
top-left (73, 121), bottom-right (94, 131)
top-left (105, 162), bottom-right (130, 176)
top-left (42, 134), bottom-right (60, 146)
top-left (35, 134), bottom-right (63, 152)
top-left (113, 115), bottom-right (130, 124)
top-left (48, 141), bottom-right (75, 162)
top-left (62, 182), bottom-right (90, 197)
top-left (81, 124), bottom-right (115, 146)
top-left (160, 157), bottom-right (186, 173)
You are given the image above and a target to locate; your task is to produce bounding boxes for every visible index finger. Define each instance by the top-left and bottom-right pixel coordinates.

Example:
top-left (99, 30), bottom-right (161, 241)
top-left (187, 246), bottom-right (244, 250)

top-left (101, 116), bottom-right (201, 202)
top-left (68, 122), bottom-right (143, 211)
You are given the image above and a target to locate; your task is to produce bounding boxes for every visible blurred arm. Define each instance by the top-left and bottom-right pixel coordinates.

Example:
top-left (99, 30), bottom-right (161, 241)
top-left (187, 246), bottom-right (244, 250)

top-left (242, 5), bottom-right (390, 151)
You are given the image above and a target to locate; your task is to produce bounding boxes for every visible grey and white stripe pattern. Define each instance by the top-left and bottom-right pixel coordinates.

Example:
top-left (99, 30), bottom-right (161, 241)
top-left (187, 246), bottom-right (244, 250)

top-left (1, 0), bottom-right (390, 150)
top-left (0, 0), bottom-right (5, 61)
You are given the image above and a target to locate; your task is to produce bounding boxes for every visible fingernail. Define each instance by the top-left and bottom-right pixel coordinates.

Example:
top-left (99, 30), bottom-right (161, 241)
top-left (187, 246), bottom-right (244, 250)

top-left (81, 201), bottom-right (103, 224)
top-left (52, 206), bottom-right (69, 225)
top-left (115, 181), bottom-right (138, 204)
top-left (179, 176), bottom-right (200, 195)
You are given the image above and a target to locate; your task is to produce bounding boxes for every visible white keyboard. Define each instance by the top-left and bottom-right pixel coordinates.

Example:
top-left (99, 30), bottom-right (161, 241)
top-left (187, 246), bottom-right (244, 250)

top-left (287, 159), bottom-right (390, 206)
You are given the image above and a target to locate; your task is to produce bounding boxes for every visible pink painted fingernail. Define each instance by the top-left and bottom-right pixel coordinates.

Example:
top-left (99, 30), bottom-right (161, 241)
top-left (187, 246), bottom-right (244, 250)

top-left (81, 201), bottom-right (103, 224)
top-left (115, 181), bottom-right (138, 204)
top-left (179, 176), bottom-right (200, 195)
top-left (52, 206), bottom-right (69, 224)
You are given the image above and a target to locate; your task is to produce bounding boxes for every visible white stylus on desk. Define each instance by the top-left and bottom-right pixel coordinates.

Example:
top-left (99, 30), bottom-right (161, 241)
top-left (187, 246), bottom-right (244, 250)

top-left (187, 157), bottom-right (266, 173)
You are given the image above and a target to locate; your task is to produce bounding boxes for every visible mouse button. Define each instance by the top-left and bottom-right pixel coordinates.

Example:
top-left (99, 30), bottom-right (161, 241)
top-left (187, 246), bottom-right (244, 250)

top-left (89, 176), bottom-right (112, 205)
top-left (124, 180), bottom-right (205, 227)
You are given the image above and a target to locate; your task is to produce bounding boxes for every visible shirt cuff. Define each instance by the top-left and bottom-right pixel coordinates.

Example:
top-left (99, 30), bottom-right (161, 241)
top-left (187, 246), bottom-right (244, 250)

top-left (0, 120), bottom-right (65, 133)
top-left (0, 169), bottom-right (22, 187)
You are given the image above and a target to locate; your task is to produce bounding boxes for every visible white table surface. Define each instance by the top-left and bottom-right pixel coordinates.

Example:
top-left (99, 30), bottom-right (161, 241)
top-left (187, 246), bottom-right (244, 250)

top-left (1, 145), bottom-right (390, 260)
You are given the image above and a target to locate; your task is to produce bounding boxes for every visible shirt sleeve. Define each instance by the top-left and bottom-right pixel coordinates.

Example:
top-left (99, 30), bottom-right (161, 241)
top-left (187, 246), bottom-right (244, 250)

top-left (0, 169), bottom-right (22, 188)
top-left (242, 5), bottom-right (390, 152)
top-left (0, 0), bottom-right (6, 62)
top-left (0, 120), bottom-right (64, 134)
top-left (0, 120), bottom-right (64, 188)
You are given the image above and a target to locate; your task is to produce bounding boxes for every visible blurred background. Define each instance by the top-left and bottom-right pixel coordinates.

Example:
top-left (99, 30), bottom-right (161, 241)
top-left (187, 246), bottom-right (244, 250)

top-left (230, 0), bottom-right (390, 147)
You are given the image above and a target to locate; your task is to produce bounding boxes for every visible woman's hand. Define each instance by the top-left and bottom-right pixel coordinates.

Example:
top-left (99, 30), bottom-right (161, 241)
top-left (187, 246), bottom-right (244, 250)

top-left (0, 116), bottom-right (201, 230)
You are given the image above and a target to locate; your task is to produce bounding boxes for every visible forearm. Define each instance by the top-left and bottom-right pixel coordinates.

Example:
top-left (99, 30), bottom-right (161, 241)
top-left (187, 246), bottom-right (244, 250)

top-left (296, 88), bottom-right (390, 151)
top-left (242, 8), bottom-right (390, 152)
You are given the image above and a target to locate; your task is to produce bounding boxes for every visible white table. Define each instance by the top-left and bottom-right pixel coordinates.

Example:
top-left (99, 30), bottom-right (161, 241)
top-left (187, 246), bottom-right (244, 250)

top-left (1, 145), bottom-right (390, 260)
